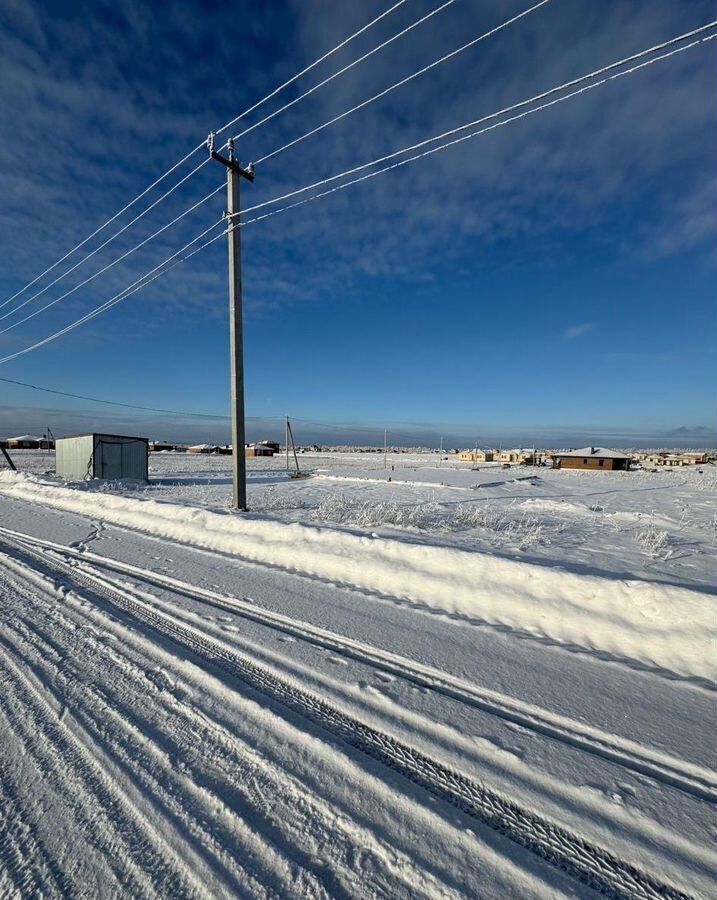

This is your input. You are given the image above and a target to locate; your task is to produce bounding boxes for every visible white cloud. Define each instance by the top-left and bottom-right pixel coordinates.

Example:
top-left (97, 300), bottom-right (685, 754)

top-left (562, 322), bottom-right (593, 340)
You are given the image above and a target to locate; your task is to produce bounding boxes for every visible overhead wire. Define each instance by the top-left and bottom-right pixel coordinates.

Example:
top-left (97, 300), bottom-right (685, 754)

top-left (0, 184), bottom-right (224, 336)
top-left (0, 156), bottom-right (213, 321)
top-left (213, 0), bottom-right (411, 136)
top-left (238, 30), bottom-right (717, 232)
top-left (0, 220), bottom-right (227, 366)
top-left (254, 0), bottom-right (551, 166)
top-left (0, 375), bottom-right (232, 419)
top-left (0, 376), bottom-right (483, 437)
top-left (1, 23), bottom-right (714, 366)
top-left (228, 0), bottom-right (459, 147)
top-left (236, 20), bottom-right (717, 222)
top-left (1, 0), bottom-right (412, 308)
top-left (0, 141), bottom-right (207, 310)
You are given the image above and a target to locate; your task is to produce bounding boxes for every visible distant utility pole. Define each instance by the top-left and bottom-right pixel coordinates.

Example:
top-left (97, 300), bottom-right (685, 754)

top-left (384, 428), bottom-right (388, 468)
top-left (208, 133), bottom-right (255, 510)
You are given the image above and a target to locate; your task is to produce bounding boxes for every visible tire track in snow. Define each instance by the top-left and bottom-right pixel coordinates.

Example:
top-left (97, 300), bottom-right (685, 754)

top-left (1, 533), bottom-right (694, 900)
top-left (4, 525), bottom-right (714, 805)
top-left (0, 618), bottom-right (325, 900)
top-left (0, 635), bottom-right (199, 899)
top-left (0, 749), bottom-right (67, 899)
top-left (0, 557), bottom-right (464, 900)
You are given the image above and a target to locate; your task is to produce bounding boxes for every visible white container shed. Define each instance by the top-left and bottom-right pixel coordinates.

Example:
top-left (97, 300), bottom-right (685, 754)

top-left (56, 433), bottom-right (149, 481)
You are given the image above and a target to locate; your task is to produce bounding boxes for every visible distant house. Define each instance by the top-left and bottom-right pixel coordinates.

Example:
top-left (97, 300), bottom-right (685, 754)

top-left (656, 454), bottom-right (687, 467)
top-left (5, 434), bottom-right (43, 449)
top-left (459, 449), bottom-right (494, 463)
top-left (681, 452), bottom-right (708, 465)
top-left (245, 443), bottom-right (274, 457)
top-left (553, 447), bottom-right (631, 471)
top-left (149, 441), bottom-right (175, 453)
top-left (255, 440), bottom-right (280, 452)
top-left (187, 443), bottom-right (216, 454)
top-left (499, 448), bottom-right (535, 465)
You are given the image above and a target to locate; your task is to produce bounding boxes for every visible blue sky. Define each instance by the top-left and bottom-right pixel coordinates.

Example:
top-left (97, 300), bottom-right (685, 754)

top-left (0, 0), bottom-right (714, 446)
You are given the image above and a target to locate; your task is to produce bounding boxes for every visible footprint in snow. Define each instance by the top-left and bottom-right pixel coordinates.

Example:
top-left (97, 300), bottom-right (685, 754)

top-left (328, 656), bottom-right (348, 666)
top-left (375, 672), bottom-right (394, 684)
top-left (277, 636), bottom-right (296, 643)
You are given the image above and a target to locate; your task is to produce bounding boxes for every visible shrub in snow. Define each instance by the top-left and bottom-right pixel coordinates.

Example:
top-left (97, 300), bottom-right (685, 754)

top-left (309, 495), bottom-right (548, 547)
top-left (636, 521), bottom-right (670, 558)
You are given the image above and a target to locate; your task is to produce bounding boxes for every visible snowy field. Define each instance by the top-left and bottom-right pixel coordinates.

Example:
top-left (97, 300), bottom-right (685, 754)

top-left (0, 450), bottom-right (715, 898)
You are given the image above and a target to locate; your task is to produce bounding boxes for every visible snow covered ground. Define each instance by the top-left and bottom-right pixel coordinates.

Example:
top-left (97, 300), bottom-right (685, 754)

top-left (0, 450), bottom-right (715, 898)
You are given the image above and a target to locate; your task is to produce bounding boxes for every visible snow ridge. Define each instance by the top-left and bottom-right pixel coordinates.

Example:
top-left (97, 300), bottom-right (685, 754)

top-left (0, 472), bottom-right (713, 684)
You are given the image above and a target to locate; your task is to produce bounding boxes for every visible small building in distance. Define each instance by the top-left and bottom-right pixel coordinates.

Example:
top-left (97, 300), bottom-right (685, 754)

top-left (149, 440), bottom-right (175, 453)
top-left (499, 448), bottom-right (536, 465)
top-left (245, 443), bottom-right (274, 457)
top-left (187, 443), bottom-right (216, 454)
top-left (656, 454), bottom-right (687, 467)
top-left (5, 434), bottom-right (43, 449)
top-left (459, 449), bottom-right (494, 463)
top-left (553, 447), bottom-right (631, 471)
top-left (681, 451), bottom-right (709, 465)
top-left (56, 433), bottom-right (148, 481)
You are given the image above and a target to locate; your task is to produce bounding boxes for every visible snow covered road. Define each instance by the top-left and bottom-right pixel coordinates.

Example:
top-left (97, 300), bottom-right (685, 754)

top-left (0, 474), bottom-right (715, 897)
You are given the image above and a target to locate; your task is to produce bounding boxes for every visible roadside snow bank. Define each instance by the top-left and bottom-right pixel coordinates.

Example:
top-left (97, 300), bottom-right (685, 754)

top-left (1, 472), bottom-right (714, 683)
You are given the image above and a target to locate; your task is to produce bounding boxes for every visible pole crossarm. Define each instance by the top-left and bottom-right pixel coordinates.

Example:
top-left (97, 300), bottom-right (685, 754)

top-left (208, 133), bottom-right (255, 181)
top-left (211, 151), bottom-right (255, 182)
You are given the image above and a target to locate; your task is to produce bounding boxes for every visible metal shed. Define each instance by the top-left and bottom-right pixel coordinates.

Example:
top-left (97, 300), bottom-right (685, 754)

top-left (55, 433), bottom-right (149, 481)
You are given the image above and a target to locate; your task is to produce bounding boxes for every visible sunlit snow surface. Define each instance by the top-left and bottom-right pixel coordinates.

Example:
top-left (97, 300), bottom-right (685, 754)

top-left (0, 450), bottom-right (715, 898)
top-left (17, 448), bottom-right (717, 584)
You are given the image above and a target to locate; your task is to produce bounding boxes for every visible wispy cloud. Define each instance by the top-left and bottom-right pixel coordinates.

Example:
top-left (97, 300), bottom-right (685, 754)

top-left (562, 322), bottom-right (594, 340)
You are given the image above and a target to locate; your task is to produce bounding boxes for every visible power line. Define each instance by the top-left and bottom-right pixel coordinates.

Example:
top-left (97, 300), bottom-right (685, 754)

top-left (0, 156), bottom-right (212, 322)
top-left (1, 24), bottom-right (714, 367)
top-left (0, 142), bottom-right (208, 310)
top-left (229, 0), bottom-right (458, 146)
top-left (240, 31), bottom-right (717, 233)
top-left (237, 20), bottom-right (717, 222)
top-left (0, 184), bottom-right (224, 337)
top-left (0, 0), bottom-right (411, 310)
top-left (213, 0), bottom-right (411, 137)
top-left (255, 0), bottom-right (551, 166)
top-left (0, 375), bottom-right (231, 419)
top-left (0, 378), bottom-right (484, 439)
top-left (0, 220), bottom-right (226, 366)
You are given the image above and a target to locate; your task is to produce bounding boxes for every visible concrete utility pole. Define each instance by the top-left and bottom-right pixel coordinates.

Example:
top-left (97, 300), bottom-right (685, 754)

top-left (209, 134), bottom-right (254, 510)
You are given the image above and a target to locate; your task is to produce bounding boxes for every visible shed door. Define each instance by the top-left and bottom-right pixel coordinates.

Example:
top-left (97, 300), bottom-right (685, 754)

top-left (99, 440), bottom-right (122, 478)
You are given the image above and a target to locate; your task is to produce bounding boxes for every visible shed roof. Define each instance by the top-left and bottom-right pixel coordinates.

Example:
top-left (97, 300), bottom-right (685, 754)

top-left (6, 434), bottom-right (42, 441)
top-left (557, 446), bottom-right (630, 459)
top-left (57, 433), bottom-right (148, 442)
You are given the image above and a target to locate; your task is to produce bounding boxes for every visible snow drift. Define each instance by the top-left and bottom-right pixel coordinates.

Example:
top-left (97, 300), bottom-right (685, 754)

top-left (0, 471), bottom-right (714, 683)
